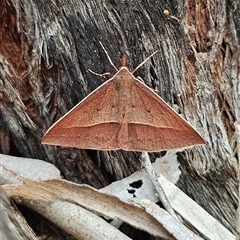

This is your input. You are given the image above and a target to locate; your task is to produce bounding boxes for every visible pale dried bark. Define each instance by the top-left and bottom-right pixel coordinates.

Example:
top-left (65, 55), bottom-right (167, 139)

top-left (1, 154), bottom-right (234, 239)
top-left (0, 188), bottom-right (38, 240)
top-left (0, 0), bottom-right (239, 238)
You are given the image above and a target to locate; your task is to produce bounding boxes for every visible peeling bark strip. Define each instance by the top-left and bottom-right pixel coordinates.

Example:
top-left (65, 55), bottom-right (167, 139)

top-left (3, 180), bottom-right (175, 239)
top-left (0, 188), bottom-right (38, 240)
top-left (42, 51), bottom-right (205, 151)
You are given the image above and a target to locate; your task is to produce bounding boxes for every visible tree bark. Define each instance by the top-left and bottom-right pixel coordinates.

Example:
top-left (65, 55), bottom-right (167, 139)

top-left (0, 0), bottom-right (239, 238)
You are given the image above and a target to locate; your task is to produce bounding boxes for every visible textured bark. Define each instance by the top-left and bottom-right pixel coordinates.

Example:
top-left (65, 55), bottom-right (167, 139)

top-left (0, 0), bottom-right (239, 238)
top-left (176, 0), bottom-right (239, 234)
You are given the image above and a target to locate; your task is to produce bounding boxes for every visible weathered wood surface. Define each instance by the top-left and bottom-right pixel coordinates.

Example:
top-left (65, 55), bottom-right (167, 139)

top-left (0, 0), bottom-right (239, 237)
top-left (0, 153), bottom-right (235, 239)
top-left (0, 188), bottom-right (38, 240)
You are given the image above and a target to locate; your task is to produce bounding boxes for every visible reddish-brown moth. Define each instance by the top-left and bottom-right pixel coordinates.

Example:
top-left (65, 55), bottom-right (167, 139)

top-left (42, 46), bottom-right (205, 152)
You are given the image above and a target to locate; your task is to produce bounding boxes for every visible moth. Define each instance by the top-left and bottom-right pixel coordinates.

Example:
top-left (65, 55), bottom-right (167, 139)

top-left (42, 45), bottom-right (205, 152)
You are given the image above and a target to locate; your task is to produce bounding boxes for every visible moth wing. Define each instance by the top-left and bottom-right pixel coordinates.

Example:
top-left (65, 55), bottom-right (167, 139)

top-left (120, 79), bottom-right (205, 152)
top-left (42, 78), bottom-right (121, 150)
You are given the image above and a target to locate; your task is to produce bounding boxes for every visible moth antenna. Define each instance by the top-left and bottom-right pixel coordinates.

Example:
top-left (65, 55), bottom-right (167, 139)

top-left (99, 41), bottom-right (119, 72)
top-left (88, 69), bottom-right (112, 78)
top-left (132, 50), bottom-right (159, 74)
top-left (121, 54), bottom-right (127, 66)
